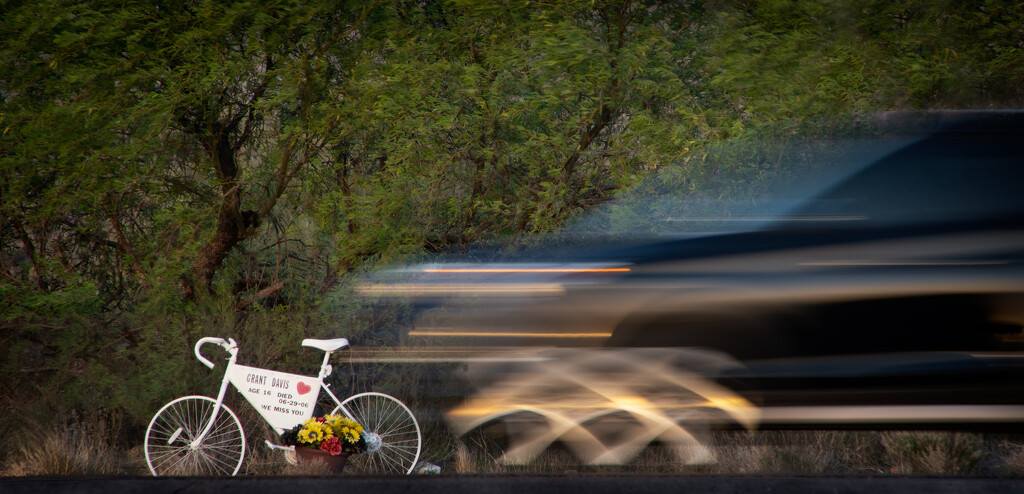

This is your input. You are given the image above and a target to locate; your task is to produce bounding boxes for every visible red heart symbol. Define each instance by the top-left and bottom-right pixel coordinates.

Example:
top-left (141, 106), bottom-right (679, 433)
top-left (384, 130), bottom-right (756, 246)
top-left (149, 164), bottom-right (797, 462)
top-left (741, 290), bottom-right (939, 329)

top-left (296, 382), bottom-right (312, 395)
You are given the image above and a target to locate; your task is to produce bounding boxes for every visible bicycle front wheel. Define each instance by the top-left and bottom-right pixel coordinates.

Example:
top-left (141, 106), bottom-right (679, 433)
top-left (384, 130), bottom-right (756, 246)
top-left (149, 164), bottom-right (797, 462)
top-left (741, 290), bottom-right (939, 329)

top-left (334, 392), bottom-right (421, 474)
top-left (145, 396), bottom-right (246, 476)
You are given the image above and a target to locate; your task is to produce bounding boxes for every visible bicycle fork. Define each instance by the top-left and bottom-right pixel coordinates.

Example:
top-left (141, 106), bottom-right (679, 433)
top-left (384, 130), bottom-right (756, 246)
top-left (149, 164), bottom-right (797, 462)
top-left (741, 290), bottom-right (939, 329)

top-left (182, 376), bottom-right (234, 449)
top-left (170, 341), bottom-right (239, 450)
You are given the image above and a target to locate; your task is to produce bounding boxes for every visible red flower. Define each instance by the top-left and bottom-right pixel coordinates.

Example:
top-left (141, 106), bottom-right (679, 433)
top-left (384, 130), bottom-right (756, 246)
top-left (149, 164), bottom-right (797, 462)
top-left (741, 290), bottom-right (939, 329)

top-left (315, 416), bottom-right (326, 423)
top-left (320, 436), bottom-right (343, 455)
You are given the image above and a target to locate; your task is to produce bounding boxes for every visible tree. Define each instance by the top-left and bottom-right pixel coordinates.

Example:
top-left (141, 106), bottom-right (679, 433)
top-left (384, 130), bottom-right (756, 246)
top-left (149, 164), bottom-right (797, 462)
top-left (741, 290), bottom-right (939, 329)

top-left (709, 0), bottom-right (1024, 123)
top-left (307, 0), bottom-right (725, 266)
top-left (0, 0), bottom-right (397, 428)
top-left (1, 1), bottom-right (385, 303)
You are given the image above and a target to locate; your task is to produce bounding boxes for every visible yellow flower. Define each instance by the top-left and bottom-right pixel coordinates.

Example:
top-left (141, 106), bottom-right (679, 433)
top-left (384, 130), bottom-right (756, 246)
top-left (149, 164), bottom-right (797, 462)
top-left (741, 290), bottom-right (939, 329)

top-left (325, 415), bottom-right (363, 437)
top-left (341, 417), bottom-right (363, 434)
top-left (324, 414), bottom-right (345, 431)
top-left (298, 421), bottom-right (329, 445)
top-left (341, 426), bottom-right (360, 444)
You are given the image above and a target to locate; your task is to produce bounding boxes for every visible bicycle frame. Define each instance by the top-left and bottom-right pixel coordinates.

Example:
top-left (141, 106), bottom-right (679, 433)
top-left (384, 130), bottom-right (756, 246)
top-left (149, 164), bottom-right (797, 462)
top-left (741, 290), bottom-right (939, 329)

top-left (191, 337), bottom-right (348, 448)
top-left (147, 336), bottom-right (421, 476)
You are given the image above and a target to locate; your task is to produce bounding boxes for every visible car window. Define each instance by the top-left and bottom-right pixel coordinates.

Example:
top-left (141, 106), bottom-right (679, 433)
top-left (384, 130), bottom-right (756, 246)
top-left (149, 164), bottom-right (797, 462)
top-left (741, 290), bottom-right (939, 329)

top-left (570, 113), bottom-right (1024, 238)
top-left (782, 121), bottom-right (1024, 229)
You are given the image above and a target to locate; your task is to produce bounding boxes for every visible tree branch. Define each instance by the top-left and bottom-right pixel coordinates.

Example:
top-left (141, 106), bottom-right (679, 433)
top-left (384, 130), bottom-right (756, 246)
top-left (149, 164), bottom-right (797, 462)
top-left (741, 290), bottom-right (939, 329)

top-left (10, 215), bottom-right (46, 290)
top-left (231, 54), bottom-right (274, 153)
top-left (259, 137), bottom-right (299, 219)
top-left (561, 103), bottom-right (613, 182)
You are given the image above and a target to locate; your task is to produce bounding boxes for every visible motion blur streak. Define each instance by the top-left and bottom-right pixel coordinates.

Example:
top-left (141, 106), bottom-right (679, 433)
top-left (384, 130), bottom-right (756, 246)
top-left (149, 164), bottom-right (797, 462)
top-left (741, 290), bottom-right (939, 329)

top-left (798, 261), bottom-right (1008, 266)
top-left (407, 331), bottom-right (612, 338)
top-left (423, 268), bottom-right (630, 273)
top-left (356, 283), bottom-right (565, 296)
top-left (335, 348), bottom-right (550, 363)
top-left (664, 215), bottom-right (868, 222)
top-left (446, 348), bottom-right (759, 465)
top-left (358, 112), bottom-right (1024, 466)
top-left (760, 405), bottom-right (1024, 424)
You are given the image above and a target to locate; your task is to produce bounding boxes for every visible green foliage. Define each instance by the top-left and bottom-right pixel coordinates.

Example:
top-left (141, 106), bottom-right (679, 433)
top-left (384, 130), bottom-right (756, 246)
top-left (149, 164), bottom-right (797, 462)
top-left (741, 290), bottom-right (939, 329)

top-left (710, 0), bottom-right (1024, 122)
top-left (310, 0), bottom-right (721, 250)
top-left (3, 0), bottom-right (1021, 468)
top-left (0, 0), bottom-right (393, 452)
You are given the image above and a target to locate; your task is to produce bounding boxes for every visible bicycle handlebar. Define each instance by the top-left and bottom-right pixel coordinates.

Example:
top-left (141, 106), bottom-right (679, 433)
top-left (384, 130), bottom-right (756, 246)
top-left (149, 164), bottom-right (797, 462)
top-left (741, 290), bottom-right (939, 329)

top-left (194, 337), bottom-right (237, 370)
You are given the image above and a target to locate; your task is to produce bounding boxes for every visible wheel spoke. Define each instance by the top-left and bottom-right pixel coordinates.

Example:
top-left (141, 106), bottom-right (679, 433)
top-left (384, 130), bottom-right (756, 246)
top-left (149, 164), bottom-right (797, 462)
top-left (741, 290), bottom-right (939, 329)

top-left (337, 392), bottom-right (420, 474)
top-left (146, 397), bottom-right (245, 476)
top-left (376, 448), bottom-right (407, 472)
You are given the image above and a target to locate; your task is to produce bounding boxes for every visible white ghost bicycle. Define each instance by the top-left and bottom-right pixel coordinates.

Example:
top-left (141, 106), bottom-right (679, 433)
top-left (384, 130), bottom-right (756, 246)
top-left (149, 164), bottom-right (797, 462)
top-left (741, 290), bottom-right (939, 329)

top-left (144, 336), bottom-right (421, 475)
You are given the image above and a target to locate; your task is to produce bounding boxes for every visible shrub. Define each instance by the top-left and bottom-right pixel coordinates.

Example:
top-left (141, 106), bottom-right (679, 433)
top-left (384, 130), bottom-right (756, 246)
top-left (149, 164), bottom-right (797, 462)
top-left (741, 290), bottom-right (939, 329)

top-left (881, 432), bottom-right (982, 474)
top-left (5, 427), bottom-right (124, 476)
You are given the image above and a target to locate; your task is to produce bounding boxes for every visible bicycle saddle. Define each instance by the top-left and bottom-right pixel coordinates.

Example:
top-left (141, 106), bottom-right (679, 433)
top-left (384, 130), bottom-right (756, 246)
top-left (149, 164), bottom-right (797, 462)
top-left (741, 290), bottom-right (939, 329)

top-left (301, 337), bottom-right (350, 352)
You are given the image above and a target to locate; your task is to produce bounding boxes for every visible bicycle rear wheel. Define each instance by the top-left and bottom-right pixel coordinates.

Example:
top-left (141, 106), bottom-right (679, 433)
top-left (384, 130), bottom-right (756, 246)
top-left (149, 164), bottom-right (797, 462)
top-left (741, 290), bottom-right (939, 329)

top-left (145, 395), bottom-right (246, 476)
top-left (334, 392), bottom-right (421, 474)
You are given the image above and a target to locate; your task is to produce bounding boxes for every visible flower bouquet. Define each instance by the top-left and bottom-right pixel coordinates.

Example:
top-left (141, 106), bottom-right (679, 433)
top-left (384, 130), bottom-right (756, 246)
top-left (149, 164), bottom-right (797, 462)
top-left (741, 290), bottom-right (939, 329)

top-left (281, 413), bottom-right (366, 472)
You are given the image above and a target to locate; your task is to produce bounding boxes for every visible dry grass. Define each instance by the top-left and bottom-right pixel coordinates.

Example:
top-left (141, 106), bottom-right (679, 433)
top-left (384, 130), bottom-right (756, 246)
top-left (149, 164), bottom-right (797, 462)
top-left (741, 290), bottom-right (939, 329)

top-left (1000, 442), bottom-right (1024, 475)
top-left (437, 429), bottom-right (1018, 476)
top-left (448, 433), bottom-right (511, 474)
top-left (452, 441), bottom-right (473, 474)
top-left (699, 430), bottom-right (990, 475)
top-left (881, 432), bottom-right (982, 474)
top-left (4, 428), bottom-right (124, 476)
top-left (239, 445), bottom-right (291, 475)
top-left (704, 430), bottom-right (886, 474)
top-left (3, 410), bottom-right (1021, 477)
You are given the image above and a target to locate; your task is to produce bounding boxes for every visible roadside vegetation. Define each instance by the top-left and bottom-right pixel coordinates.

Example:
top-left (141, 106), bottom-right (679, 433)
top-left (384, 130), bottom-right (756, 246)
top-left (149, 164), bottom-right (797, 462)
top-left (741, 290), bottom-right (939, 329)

top-left (2, 0), bottom-right (1022, 476)
top-left (9, 422), bottom-right (1024, 476)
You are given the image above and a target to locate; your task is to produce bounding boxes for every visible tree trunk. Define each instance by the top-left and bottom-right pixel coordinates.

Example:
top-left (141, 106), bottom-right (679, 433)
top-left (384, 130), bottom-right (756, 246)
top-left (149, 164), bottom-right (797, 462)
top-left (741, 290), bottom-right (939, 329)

top-left (188, 197), bottom-right (242, 297)
top-left (184, 124), bottom-right (245, 298)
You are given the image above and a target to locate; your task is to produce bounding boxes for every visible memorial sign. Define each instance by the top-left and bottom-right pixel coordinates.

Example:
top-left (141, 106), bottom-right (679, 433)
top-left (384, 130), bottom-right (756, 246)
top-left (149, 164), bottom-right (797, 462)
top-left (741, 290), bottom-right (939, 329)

top-left (227, 363), bottom-right (322, 431)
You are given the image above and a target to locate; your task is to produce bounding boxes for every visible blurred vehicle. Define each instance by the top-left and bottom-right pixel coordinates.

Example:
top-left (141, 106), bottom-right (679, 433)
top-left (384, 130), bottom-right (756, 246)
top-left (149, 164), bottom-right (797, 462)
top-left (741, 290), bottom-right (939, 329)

top-left (359, 111), bottom-right (1024, 463)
